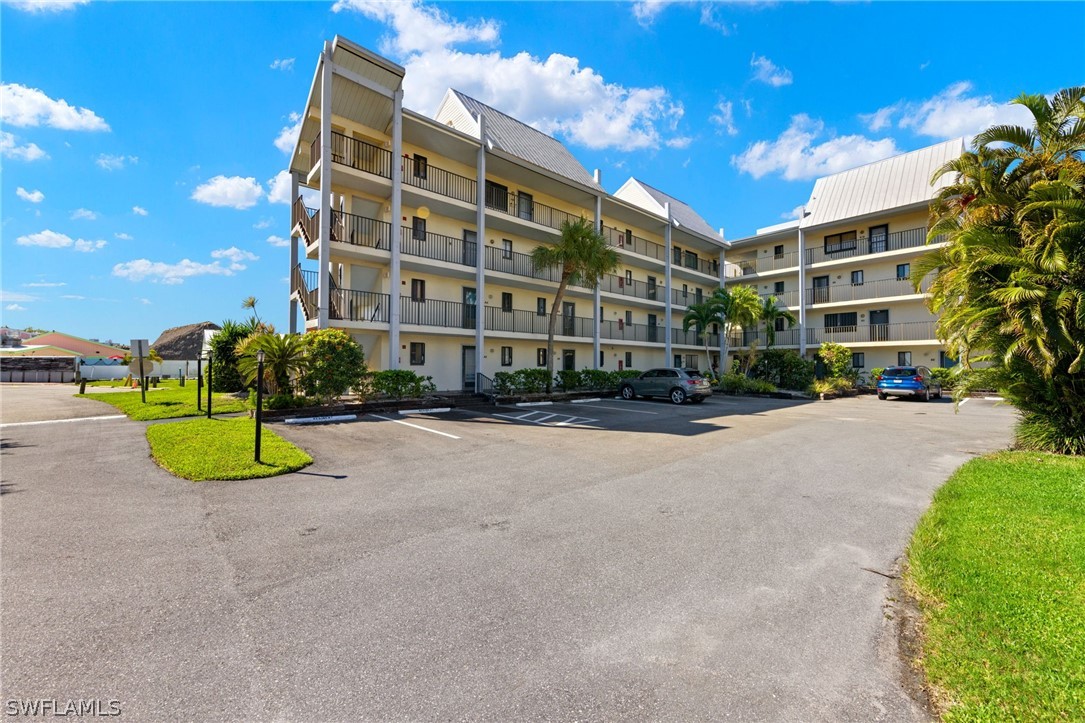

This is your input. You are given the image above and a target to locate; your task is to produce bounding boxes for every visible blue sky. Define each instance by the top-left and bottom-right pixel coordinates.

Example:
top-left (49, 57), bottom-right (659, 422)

top-left (2, 0), bottom-right (1082, 343)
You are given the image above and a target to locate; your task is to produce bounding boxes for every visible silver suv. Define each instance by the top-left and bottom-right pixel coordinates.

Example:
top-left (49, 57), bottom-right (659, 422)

top-left (619, 368), bottom-right (713, 404)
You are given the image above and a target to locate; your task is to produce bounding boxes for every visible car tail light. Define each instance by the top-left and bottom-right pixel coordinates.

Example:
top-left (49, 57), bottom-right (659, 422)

top-left (914, 375), bottom-right (923, 381)
top-left (686, 379), bottom-right (698, 385)
top-left (874, 375), bottom-right (882, 381)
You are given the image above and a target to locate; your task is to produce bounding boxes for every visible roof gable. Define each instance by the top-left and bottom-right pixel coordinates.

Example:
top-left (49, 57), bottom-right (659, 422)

top-left (437, 90), bottom-right (603, 191)
top-left (613, 178), bottom-right (721, 241)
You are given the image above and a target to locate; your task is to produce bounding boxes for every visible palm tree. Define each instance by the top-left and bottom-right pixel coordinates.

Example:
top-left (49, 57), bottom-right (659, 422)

top-left (531, 218), bottom-right (619, 392)
top-left (682, 297), bottom-right (724, 378)
top-left (759, 295), bottom-right (797, 348)
top-left (918, 86), bottom-right (1085, 453)
top-left (712, 285), bottom-right (762, 373)
top-left (236, 332), bottom-right (308, 396)
top-left (242, 296), bottom-right (261, 324)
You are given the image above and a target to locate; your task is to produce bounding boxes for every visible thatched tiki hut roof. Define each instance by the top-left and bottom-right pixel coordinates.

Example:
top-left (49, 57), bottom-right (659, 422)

top-left (151, 322), bottom-right (221, 360)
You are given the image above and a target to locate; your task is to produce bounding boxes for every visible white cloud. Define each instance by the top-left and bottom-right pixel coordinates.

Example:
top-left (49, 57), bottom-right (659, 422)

top-left (698, 4), bottom-right (735, 35)
top-left (70, 208), bottom-right (98, 221)
top-left (16, 187), bottom-right (45, 203)
top-left (191, 175), bottom-right (263, 209)
top-left (732, 114), bottom-right (900, 181)
top-left (334, 0), bottom-right (688, 152)
top-left (5, 304), bottom-right (28, 311)
top-left (1, 291), bottom-right (37, 303)
top-left (132, 206), bottom-right (148, 216)
top-left (862, 82), bottom-right (1035, 141)
top-left (15, 229), bottom-right (107, 252)
top-left (5, 0), bottom-right (88, 12)
top-left (266, 170), bottom-right (292, 204)
top-left (631, 0), bottom-right (678, 26)
top-left (710, 98), bottom-right (738, 136)
top-left (74, 239), bottom-right (107, 252)
top-left (23, 282), bottom-right (66, 288)
top-left (96, 153), bottom-right (138, 170)
top-left (210, 246), bottom-right (259, 271)
top-left (0, 83), bottom-right (109, 131)
top-left (138, 297), bottom-right (152, 305)
top-left (1, 131), bottom-right (48, 161)
top-left (114, 232), bottom-right (133, 240)
top-left (781, 204), bottom-right (805, 220)
top-left (253, 217), bottom-right (273, 229)
top-left (266, 235), bottom-right (290, 247)
top-left (112, 258), bottom-right (236, 285)
top-left (751, 54), bottom-right (793, 87)
top-left (274, 112), bottom-right (303, 154)
top-left (270, 57), bottom-right (296, 71)
top-left (61, 294), bottom-right (86, 300)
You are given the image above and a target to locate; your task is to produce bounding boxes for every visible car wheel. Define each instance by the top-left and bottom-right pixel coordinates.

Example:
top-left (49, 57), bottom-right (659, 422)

top-left (670, 387), bottom-right (687, 405)
top-left (877, 392), bottom-right (887, 400)
top-left (935, 386), bottom-right (943, 399)
top-left (620, 385), bottom-right (636, 400)
top-left (921, 387), bottom-right (930, 402)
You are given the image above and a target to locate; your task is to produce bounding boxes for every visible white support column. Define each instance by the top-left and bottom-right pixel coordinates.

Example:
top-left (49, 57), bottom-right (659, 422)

top-left (317, 43), bottom-right (332, 329)
top-left (664, 202), bottom-right (673, 365)
top-left (389, 88), bottom-right (404, 370)
top-left (289, 170), bottom-right (300, 334)
top-left (798, 217), bottom-right (808, 357)
top-left (474, 116), bottom-right (487, 384)
top-left (718, 248), bottom-right (726, 371)
top-left (593, 169), bottom-right (602, 370)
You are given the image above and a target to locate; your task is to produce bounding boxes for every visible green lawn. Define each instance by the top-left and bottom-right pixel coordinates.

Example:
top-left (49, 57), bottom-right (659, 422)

top-left (146, 417), bottom-right (312, 481)
top-left (906, 452), bottom-right (1085, 721)
top-left (80, 380), bottom-right (247, 420)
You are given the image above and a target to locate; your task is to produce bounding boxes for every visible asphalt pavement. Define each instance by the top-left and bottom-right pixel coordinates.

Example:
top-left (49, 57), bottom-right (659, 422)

top-left (0, 386), bottom-right (1017, 721)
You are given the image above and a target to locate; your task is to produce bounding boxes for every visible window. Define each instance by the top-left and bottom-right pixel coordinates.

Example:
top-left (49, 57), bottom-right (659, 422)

top-left (501, 292), bottom-right (513, 312)
top-left (695, 288), bottom-right (703, 303)
top-left (412, 216), bottom-right (426, 241)
top-left (824, 312), bottom-right (858, 331)
top-left (775, 317), bottom-right (787, 332)
top-left (625, 270), bottom-right (633, 285)
top-left (684, 250), bottom-right (699, 270)
top-left (517, 192), bottom-right (533, 221)
top-left (502, 239), bottom-right (513, 259)
top-left (624, 351), bottom-right (633, 368)
top-left (485, 181), bottom-right (509, 210)
top-left (409, 342), bottom-right (425, 365)
top-left (898, 351), bottom-right (913, 366)
top-left (501, 346), bottom-right (513, 366)
top-left (673, 245), bottom-right (682, 264)
top-left (774, 244), bottom-right (784, 258)
top-left (852, 352), bottom-right (865, 368)
top-left (939, 351), bottom-right (957, 368)
top-left (413, 154), bottom-right (428, 179)
top-left (410, 278), bottom-right (426, 302)
top-left (537, 348), bottom-right (548, 367)
top-left (562, 349), bottom-right (575, 371)
top-left (851, 270), bottom-right (864, 285)
top-left (625, 310), bottom-right (633, 325)
top-left (825, 230), bottom-right (857, 254)
top-left (537, 297), bottom-right (547, 316)
top-left (682, 283), bottom-right (688, 300)
top-left (896, 263), bottom-right (911, 280)
top-left (774, 281), bottom-right (785, 294)
top-left (674, 354), bottom-right (683, 367)
top-left (599, 350), bottom-right (605, 367)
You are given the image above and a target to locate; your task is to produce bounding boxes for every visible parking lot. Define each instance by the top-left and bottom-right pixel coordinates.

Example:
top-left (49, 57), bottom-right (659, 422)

top-left (2, 387), bottom-right (1016, 721)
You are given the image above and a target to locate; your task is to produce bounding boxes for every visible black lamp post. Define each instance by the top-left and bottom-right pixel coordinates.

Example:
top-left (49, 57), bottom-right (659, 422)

top-left (206, 352), bottom-right (213, 419)
top-left (196, 355), bottom-right (202, 411)
top-left (254, 349), bottom-right (265, 463)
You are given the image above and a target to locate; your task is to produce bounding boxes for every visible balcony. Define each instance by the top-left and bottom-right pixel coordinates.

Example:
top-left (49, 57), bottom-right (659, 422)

top-left (485, 186), bottom-right (583, 233)
top-left (729, 320), bottom-right (939, 347)
top-left (402, 227), bottom-right (476, 267)
top-left (602, 225), bottom-right (666, 263)
top-left (312, 132), bottom-right (393, 179)
top-left (402, 155), bottom-right (476, 205)
top-left (672, 250), bottom-right (718, 277)
top-left (805, 227), bottom-right (941, 265)
top-left (807, 276), bottom-right (932, 305)
top-left (731, 250), bottom-right (802, 276)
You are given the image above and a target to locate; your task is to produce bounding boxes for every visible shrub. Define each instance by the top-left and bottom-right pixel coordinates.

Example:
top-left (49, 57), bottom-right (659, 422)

top-left (555, 369), bottom-right (584, 391)
top-left (493, 371), bottom-right (517, 396)
top-left (1015, 415), bottom-right (1085, 456)
top-left (300, 329), bottom-right (367, 401)
top-left (718, 373), bottom-right (777, 394)
top-left (928, 366), bottom-right (960, 390)
top-left (370, 369), bottom-right (436, 400)
top-left (750, 349), bottom-right (815, 391)
top-left (265, 393), bottom-right (312, 410)
top-left (579, 368), bottom-right (612, 391)
top-left (869, 367), bottom-right (885, 383)
top-left (208, 319), bottom-right (251, 392)
top-left (809, 377), bottom-right (854, 395)
top-left (817, 342), bottom-right (852, 380)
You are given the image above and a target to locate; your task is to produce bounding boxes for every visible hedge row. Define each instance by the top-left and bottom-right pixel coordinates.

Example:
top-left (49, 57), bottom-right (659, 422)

top-left (493, 368), bottom-right (642, 395)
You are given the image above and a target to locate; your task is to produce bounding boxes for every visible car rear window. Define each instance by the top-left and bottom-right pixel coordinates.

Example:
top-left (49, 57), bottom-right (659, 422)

top-left (685, 370), bottom-right (704, 379)
top-left (883, 367), bottom-right (917, 377)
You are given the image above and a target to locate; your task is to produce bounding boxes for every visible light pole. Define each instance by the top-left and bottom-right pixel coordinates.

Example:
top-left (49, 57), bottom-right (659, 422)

top-left (196, 356), bottom-right (202, 411)
top-left (206, 352), bottom-right (213, 419)
top-left (254, 349), bottom-right (265, 464)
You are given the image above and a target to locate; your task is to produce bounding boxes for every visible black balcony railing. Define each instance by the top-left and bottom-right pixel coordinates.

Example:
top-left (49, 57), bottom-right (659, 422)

top-left (331, 210), bottom-right (392, 250)
top-left (401, 227), bottom-right (477, 267)
top-left (602, 225), bottom-right (666, 262)
top-left (805, 227), bottom-right (936, 265)
top-left (730, 320), bottom-right (939, 347)
top-left (485, 188), bottom-right (581, 232)
top-left (806, 275), bottom-right (933, 305)
top-left (312, 131), bottom-right (393, 178)
top-left (732, 250), bottom-right (802, 275)
top-left (484, 246), bottom-right (563, 283)
top-left (403, 156), bottom-right (477, 205)
top-left (597, 273), bottom-right (661, 302)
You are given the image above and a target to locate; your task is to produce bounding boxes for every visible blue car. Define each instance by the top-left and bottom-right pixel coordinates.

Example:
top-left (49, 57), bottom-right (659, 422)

top-left (876, 365), bottom-right (942, 401)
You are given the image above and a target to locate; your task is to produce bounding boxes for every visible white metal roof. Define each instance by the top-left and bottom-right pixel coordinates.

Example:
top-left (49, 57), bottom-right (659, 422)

top-left (613, 178), bottom-right (724, 246)
top-left (436, 89), bottom-right (603, 192)
top-left (801, 137), bottom-right (965, 229)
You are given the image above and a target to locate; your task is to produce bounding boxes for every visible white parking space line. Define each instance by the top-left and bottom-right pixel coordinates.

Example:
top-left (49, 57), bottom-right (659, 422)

top-left (492, 412), bottom-right (599, 428)
top-left (958, 398), bottom-right (969, 406)
top-left (571, 403), bottom-right (659, 415)
top-left (0, 414), bottom-right (126, 428)
top-left (369, 414), bottom-right (461, 439)
top-left (531, 413), bottom-right (557, 423)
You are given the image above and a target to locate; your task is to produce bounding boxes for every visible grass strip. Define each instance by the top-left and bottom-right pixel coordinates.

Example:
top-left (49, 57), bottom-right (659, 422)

top-left (146, 417), bottom-right (312, 481)
top-left (80, 380), bottom-right (247, 420)
top-left (906, 451), bottom-right (1085, 721)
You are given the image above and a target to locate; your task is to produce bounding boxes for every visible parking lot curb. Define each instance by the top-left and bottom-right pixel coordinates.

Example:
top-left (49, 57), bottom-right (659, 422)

top-left (569, 398), bottom-right (601, 404)
top-left (398, 407), bottom-right (452, 415)
top-left (284, 414), bottom-right (357, 425)
top-left (515, 401), bottom-right (553, 407)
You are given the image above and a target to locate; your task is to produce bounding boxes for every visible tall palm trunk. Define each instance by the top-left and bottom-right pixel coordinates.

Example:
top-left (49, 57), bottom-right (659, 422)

top-left (545, 271), bottom-right (572, 392)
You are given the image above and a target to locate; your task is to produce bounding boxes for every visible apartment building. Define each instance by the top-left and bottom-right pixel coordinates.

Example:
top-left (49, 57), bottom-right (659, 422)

top-left (724, 138), bottom-right (964, 375)
top-left (284, 36), bottom-right (728, 391)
